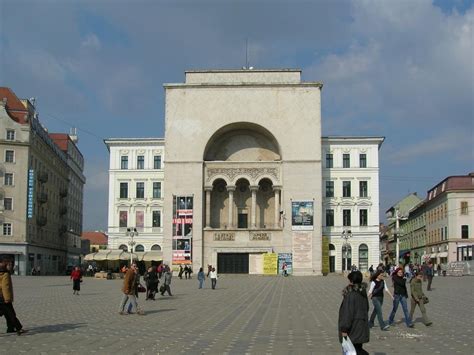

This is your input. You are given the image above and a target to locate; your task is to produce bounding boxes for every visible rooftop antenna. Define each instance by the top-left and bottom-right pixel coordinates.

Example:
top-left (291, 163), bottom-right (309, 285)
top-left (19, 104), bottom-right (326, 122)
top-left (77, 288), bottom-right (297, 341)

top-left (242, 38), bottom-right (253, 70)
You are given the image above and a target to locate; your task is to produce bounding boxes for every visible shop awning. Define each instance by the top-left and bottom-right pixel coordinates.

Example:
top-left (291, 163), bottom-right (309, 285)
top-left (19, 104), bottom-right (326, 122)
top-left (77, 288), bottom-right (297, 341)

top-left (93, 250), bottom-right (111, 261)
top-left (133, 252), bottom-right (146, 261)
top-left (142, 251), bottom-right (163, 261)
top-left (437, 252), bottom-right (448, 258)
top-left (84, 252), bottom-right (97, 261)
top-left (430, 253), bottom-right (438, 258)
top-left (106, 250), bottom-right (131, 261)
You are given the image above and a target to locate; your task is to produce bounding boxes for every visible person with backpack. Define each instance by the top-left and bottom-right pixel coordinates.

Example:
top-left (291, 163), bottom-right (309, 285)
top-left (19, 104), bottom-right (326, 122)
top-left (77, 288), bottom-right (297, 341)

top-left (368, 271), bottom-right (393, 331)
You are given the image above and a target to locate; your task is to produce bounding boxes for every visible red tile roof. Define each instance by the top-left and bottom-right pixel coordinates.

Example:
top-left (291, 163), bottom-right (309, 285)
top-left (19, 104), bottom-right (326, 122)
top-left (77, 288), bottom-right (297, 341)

top-left (49, 133), bottom-right (69, 151)
top-left (81, 231), bottom-right (108, 245)
top-left (0, 87), bottom-right (29, 124)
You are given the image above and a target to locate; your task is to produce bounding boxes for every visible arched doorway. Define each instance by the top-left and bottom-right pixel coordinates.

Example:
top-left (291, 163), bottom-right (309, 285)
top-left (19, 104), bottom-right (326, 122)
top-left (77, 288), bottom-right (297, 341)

top-left (342, 244), bottom-right (352, 271)
top-left (119, 244), bottom-right (128, 252)
top-left (329, 243), bottom-right (336, 273)
top-left (359, 244), bottom-right (369, 271)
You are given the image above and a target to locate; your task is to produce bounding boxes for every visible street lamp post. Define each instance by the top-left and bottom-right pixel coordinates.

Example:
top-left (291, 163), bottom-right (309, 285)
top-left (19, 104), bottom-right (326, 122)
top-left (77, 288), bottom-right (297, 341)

top-left (126, 228), bottom-right (138, 265)
top-left (341, 229), bottom-right (352, 273)
top-left (388, 209), bottom-right (407, 266)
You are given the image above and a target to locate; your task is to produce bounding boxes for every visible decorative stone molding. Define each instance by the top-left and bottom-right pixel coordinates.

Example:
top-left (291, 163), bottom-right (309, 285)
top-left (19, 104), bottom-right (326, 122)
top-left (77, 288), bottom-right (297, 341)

top-left (226, 185), bottom-right (236, 192)
top-left (153, 149), bottom-right (163, 154)
top-left (213, 232), bottom-right (235, 241)
top-left (137, 149), bottom-right (145, 154)
top-left (250, 232), bottom-right (271, 241)
top-left (120, 150), bottom-right (129, 154)
top-left (206, 167), bottom-right (279, 184)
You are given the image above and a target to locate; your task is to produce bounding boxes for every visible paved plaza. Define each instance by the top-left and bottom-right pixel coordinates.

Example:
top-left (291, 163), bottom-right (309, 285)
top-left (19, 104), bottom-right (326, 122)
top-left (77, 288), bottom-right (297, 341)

top-left (0, 274), bottom-right (473, 354)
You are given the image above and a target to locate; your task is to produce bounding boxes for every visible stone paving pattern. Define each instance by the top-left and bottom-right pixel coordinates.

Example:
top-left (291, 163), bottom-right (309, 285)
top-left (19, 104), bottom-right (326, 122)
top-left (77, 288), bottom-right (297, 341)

top-left (0, 274), bottom-right (473, 354)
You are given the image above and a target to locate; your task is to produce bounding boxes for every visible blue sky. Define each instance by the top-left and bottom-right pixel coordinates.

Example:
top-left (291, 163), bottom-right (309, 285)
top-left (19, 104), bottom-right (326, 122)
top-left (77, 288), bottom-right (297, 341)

top-left (0, 0), bottom-right (473, 230)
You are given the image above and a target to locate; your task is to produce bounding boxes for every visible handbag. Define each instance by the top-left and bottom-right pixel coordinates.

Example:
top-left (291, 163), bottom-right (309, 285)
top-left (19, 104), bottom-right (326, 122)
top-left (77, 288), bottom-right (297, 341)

top-left (422, 295), bottom-right (429, 304)
top-left (137, 284), bottom-right (146, 293)
top-left (160, 285), bottom-right (165, 293)
top-left (341, 336), bottom-right (357, 355)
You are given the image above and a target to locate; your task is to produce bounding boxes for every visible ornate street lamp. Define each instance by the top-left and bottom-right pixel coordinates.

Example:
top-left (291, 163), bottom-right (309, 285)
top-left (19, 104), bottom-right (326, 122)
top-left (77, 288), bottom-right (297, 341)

top-left (126, 227), bottom-right (138, 265)
top-left (341, 229), bottom-right (352, 272)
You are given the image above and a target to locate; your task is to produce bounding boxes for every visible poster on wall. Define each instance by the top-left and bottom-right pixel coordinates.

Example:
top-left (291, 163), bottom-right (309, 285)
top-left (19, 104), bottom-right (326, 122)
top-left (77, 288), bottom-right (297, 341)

top-left (322, 236), bottom-right (329, 275)
top-left (172, 196), bottom-right (193, 265)
top-left (291, 201), bottom-right (314, 230)
top-left (292, 232), bottom-right (312, 269)
top-left (263, 253), bottom-right (278, 275)
top-left (278, 253), bottom-right (293, 275)
top-left (119, 211), bottom-right (128, 228)
top-left (136, 211), bottom-right (144, 229)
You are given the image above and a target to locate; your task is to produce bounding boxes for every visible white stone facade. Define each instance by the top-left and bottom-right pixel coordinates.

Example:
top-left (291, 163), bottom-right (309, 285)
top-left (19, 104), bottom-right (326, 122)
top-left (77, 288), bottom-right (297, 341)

top-left (322, 137), bottom-right (384, 272)
top-left (105, 138), bottom-right (165, 252)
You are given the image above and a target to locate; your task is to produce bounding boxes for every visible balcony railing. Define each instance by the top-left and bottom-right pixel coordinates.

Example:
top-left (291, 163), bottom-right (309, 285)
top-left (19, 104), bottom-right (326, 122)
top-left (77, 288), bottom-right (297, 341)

top-left (37, 192), bottom-right (48, 204)
top-left (37, 216), bottom-right (47, 226)
top-left (38, 172), bottom-right (48, 183)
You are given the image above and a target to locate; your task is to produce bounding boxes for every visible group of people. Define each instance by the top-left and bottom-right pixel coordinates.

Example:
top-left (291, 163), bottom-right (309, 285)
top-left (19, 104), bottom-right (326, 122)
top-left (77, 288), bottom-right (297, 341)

top-left (118, 263), bottom-right (174, 315)
top-left (339, 266), bottom-right (433, 354)
top-left (370, 261), bottom-right (436, 291)
top-left (177, 265), bottom-right (193, 279)
top-left (196, 265), bottom-right (218, 289)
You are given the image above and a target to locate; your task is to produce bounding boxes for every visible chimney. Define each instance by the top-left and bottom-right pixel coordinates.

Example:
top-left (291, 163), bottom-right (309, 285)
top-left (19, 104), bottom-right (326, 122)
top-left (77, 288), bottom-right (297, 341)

top-left (69, 127), bottom-right (78, 143)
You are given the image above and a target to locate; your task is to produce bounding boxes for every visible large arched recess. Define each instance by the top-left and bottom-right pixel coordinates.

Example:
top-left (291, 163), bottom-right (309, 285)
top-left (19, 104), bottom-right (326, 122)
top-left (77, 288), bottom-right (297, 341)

top-left (203, 122), bottom-right (281, 161)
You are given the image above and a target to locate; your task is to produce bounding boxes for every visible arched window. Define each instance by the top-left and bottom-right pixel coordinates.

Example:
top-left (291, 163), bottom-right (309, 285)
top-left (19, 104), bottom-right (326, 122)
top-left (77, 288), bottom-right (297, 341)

top-left (359, 244), bottom-right (369, 271)
top-left (151, 244), bottom-right (161, 251)
top-left (342, 244), bottom-right (352, 271)
top-left (135, 244), bottom-right (144, 252)
top-left (329, 244), bottom-right (335, 251)
top-left (119, 244), bottom-right (128, 252)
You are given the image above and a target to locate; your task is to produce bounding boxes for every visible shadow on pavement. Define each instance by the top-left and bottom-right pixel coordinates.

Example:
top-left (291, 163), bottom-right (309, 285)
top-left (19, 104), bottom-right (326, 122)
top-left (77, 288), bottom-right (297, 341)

top-left (25, 322), bottom-right (87, 334)
top-left (143, 308), bottom-right (176, 315)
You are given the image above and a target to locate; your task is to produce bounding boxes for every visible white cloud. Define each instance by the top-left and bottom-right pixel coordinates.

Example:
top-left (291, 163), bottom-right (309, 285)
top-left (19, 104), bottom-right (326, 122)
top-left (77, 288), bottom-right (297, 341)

top-left (81, 33), bottom-right (101, 51)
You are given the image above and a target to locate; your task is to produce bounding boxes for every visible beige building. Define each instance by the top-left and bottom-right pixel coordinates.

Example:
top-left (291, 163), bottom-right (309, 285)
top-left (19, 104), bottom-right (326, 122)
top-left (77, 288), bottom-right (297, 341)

top-left (163, 69), bottom-right (323, 275)
top-left (0, 87), bottom-right (85, 275)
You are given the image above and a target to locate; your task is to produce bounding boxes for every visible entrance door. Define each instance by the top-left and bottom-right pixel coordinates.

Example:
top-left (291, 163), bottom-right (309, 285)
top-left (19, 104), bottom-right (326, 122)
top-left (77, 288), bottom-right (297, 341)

top-left (330, 256), bottom-right (335, 273)
top-left (217, 253), bottom-right (249, 274)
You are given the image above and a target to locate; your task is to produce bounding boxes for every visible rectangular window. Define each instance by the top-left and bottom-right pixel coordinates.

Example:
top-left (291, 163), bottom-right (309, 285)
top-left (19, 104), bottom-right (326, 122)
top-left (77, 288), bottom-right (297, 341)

top-left (343, 181), bottom-right (351, 197)
top-left (120, 156), bottom-right (128, 169)
top-left (445, 226), bottom-right (448, 240)
top-left (136, 182), bottom-right (145, 199)
top-left (326, 154), bottom-right (333, 168)
top-left (3, 223), bottom-right (12, 235)
top-left (461, 225), bottom-right (469, 239)
top-left (326, 209), bottom-right (334, 227)
top-left (461, 201), bottom-right (468, 215)
top-left (4, 198), bottom-right (12, 211)
top-left (152, 210), bottom-right (161, 227)
top-left (5, 150), bottom-right (14, 163)
top-left (154, 155), bottom-right (162, 169)
top-left (343, 154), bottom-right (350, 168)
top-left (137, 155), bottom-right (145, 169)
top-left (343, 209), bottom-right (351, 226)
top-left (359, 154), bottom-right (367, 168)
top-left (6, 130), bottom-right (15, 141)
top-left (359, 209), bottom-right (368, 226)
top-left (359, 181), bottom-right (368, 197)
top-left (119, 183), bottom-right (128, 199)
top-left (136, 211), bottom-right (144, 228)
top-left (119, 211), bottom-right (128, 228)
top-left (4, 173), bottom-right (13, 186)
top-left (153, 182), bottom-right (162, 199)
top-left (325, 181), bottom-right (334, 198)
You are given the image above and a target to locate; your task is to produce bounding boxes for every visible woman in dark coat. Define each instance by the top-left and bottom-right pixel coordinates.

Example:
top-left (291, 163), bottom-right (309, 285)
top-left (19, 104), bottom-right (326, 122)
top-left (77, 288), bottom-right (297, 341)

top-left (338, 270), bottom-right (370, 355)
top-left (144, 267), bottom-right (159, 300)
top-left (388, 267), bottom-right (414, 328)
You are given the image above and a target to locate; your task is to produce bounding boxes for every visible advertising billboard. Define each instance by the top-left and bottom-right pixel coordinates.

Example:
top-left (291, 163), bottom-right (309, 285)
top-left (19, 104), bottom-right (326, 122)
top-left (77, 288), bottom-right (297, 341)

top-left (291, 201), bottom-right (314, 230)
top-left (172, 196), bottom-right (193, 265)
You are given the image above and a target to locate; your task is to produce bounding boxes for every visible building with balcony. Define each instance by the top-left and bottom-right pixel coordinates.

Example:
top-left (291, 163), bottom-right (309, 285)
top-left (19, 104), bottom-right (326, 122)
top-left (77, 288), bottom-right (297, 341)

top-left (0, 87), bottom-right (85, 275)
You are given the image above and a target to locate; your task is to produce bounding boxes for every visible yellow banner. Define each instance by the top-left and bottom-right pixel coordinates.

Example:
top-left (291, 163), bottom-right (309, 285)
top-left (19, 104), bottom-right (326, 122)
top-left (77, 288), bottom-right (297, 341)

top-left (263, 253), bottom-right (278, 275)
top-left (322, 236), bottom-right (330, 275)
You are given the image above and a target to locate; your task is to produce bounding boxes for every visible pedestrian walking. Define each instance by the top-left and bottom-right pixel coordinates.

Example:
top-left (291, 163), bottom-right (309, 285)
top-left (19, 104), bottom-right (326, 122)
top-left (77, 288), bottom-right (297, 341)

top-left (425, 262), bottom-right (434, 291)
top-left (161, 266), bottom-right (173, 296)
top-left (70, 266), bottom-right (82, 295)
top-left (157, 263), bottom-right (163, 279)
top-left (368, 265), bottom-right (374, 277)
top-left (184, 265), bottom-right (190, 279)
top-left (368, 271), bottom-right (393, 331)
top-left (388, 268), bottom-right (414, 328)
top-left (118, 264), bottom-right (144, 315)
top-left (210, 267), bottom-right (218, 289)
top-left (197, 267), bottom-right (205, 289)
top-left (338, 270), bottom-right (370, 355)
top-left (0, 255), bottom-right (26, 335)
top-left (178, 265), bottom-right (184, 279)
top-left (410, 272), bottom-right (432, 326)
top-left (282, 262), bottom-right (288, 277)
top-left (144, 267), bottom-right (159, 300)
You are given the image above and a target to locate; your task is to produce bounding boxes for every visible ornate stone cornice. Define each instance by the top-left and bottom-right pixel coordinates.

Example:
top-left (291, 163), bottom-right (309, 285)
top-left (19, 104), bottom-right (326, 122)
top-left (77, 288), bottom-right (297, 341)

top-left (206, 167), bottom-right (279, 184)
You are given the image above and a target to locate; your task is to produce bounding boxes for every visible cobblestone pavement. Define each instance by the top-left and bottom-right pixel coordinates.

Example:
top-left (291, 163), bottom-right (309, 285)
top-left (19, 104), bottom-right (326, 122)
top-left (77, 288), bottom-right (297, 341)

top-left (0, 274), bottom-right (473, 354)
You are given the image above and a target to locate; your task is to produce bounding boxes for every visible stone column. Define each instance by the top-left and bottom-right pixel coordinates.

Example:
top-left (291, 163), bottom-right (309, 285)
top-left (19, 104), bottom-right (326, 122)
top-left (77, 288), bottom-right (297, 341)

top-left (227, 186), bottom-right (236, 229)
top-left (250, 185), bottom-right (259, 229)
top-left (274, 186), bottom-right (281, 228)
top-left (204, 186), bottom-right (212, 228)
